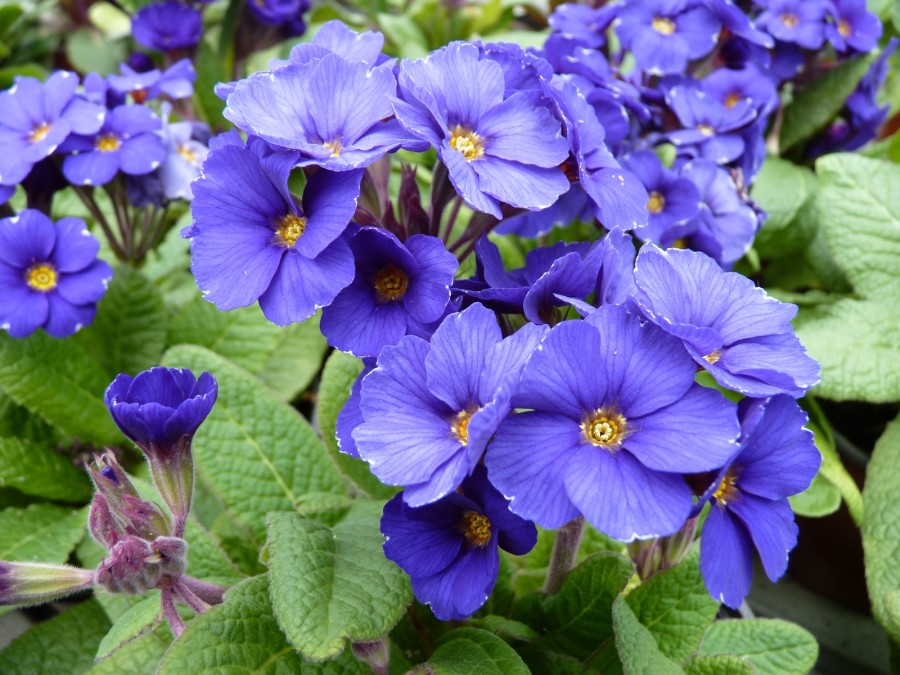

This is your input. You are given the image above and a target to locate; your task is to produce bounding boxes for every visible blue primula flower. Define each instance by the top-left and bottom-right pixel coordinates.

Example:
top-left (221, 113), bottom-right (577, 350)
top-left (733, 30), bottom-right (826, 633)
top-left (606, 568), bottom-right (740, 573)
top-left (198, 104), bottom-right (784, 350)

top-left (756, 0), bottom-right (831, 50)
top-left (132, 1), bottom-right (203, 52)
top-left (0, 210), bottom-right (112, 338)
top-left (381, 465), bottom-right (537, 620)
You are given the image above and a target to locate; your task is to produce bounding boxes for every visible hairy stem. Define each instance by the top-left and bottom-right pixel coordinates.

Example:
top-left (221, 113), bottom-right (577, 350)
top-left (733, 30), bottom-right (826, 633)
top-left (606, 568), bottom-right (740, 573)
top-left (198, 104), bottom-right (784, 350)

top-left (542, 516), bottom-right (586, 595)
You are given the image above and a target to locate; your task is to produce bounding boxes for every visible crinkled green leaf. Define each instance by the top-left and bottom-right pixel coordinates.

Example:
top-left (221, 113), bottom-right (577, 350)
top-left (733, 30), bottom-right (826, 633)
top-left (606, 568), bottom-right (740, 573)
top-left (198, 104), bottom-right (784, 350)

top-left (266, 502), bottom-right (411, 661)
top-left (162, 345), bottom-right (344, 542)
top-left (625, 547), bottom-right (719, 663)
top-left (0, 599), bottom-right (111, 673)
top-left (88, 629), bottom-right (169, 674)
top-left (95, 595), bottom-right (161, 660)
top-left (468, 615), bottom-right (537, 642)
top-left (0, 332), bottom-right (120, 446)
top-left (696, 619), bottom-right (818, 675)
top-left (0, 503), bottom-right (86, 562)
top-left (751, 158), bottom-right (817, 259)
top-left (74, 265), bottom-right (167, 378)
top-left (612, 597), bottom-right (683, 675)
top-left (169, 298), bottom-right (327, 401)
top-left (427, 628), bottom-right (530, 675)
top-left (0, 437), bottom-right (91, 502)
top-left (684, 654), bottom-right (755, 675)
top-left (862, 414), bottom-right (900, 644)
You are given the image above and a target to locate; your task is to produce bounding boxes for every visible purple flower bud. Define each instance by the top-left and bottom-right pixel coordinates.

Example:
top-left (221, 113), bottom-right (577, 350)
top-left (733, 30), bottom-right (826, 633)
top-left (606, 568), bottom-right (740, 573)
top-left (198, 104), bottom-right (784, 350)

top-left (152, 536), bottom-right (188, 578)
top-left (88, 494), bottom-right (118, 549)
top-left (87, 453), bottom-right (170, 542)
top-left (95, 537), bottom-right (162, 594)
top-left (0, 562), bottom-right (94, 606)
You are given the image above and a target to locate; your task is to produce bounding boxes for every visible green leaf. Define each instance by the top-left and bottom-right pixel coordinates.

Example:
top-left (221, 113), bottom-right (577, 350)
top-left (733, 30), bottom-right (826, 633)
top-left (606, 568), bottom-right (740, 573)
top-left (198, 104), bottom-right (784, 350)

top-left (192, 38), bottom-right (228, 130)
top-left (0, 332), bottom-right (120, 445)
top-left (266, 502), bottom-right (412, 661)
top-left (95, 595), bottom-right (161, 660)
top-left (88, 629), bottom-right (169, 674)
top-left (788, 470), bottom-right (841, 518)
top-left (625, 546), bottom-right (719, 663)
top-left (696, 619), bottom-right (818, 675)
top-left (750, 158), bottom-right (817, 259)
top-left (468, 615), bottom-right (537, 642)
top-left (862, 414), bottom-right (900, 643)
top-left (65, 27), bottom-right (126, 75)
top-left (780, 53), bottom-right (877, 152)
top-left (159, 575), bottom-right (368, 673)
top-left (684, 654), bottom-right (755, 675)
top-left (794, 154), bottom-right (900, 402)
top-left (0, 503), bottom-right (86, 562)
top-left (183, 517), bottom-right (245, 581)
top-left (0, 599), bottom-right (111, 673)
top-left (161, 345), bottom-right (344, 542)
top-left (0, 437), bottom-right (91, 502)
top-left (169, 298), bottom-right (327, 401)
top-left (427, 628), bottom-right (530, 675)
top-left (316, 350), bottom-right (395, 499)
top-left (612, 597), bottom-right (683, 675)
top-left (75, 266), bottom-right (168, 378)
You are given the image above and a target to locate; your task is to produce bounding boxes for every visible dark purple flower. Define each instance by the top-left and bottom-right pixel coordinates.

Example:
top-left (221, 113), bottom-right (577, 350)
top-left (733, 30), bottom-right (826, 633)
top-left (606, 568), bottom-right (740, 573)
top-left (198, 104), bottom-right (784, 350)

top-left (354, 303), bottom-right (548, 506)
top-left (335, 359), bottom-right (375, 459)
top-left (0, 71), bottom-right (105, 188)
top-left (630, 245), bottom-right (820, 397)
top-left (132, 1), bottom-right (202, 52)
top-left (756, 0), bottom-right (831, 50)
top-left (61, 104), bottom-right (166, 186)
top-left (186, 139), bottom-right (361, 325)
top-left (494, 186), bottom-right (594, 238)
top-left (392, 42), bottom-right (570, 218)
top-left (701, 0), bottom-right (773, 47)
top-left (0, 210), bottom-right (112, 338)
top-left (248, 0), bottom-right (310, 26)
top-left (320, 228), bottom-right (457, 358)
top-left (697, 395), bottom-right (819, 608)
top-left (826, 0), bottom-right (881, 53)
top-left (108, 58), bottom-right (196, 102)
top-left (486, 304), bottom-right (740, 540)
top-left (381, 465), bottom-right (536, 620)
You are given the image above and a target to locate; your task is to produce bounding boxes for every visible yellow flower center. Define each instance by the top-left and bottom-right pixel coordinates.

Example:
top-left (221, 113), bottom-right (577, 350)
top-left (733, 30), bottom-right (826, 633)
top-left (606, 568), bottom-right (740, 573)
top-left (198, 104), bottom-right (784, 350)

top-left (29, 122), bottom-right (52, 143)
top-left (450, 409), bottom-right (476, 446)
top-left (652, 17), bottom-right (676, 35)
top-left (373, 264), bottom-right (409, 301)
top-left (647, 191), bottom-right (666, 214)
top-left (697, 123), bottom-right (716, 136)
top-left (449, 125), bottom-right (485, 162)
top-left (724, 93), bottom-right (743, 109)
top-left (95, 134), bottom-right (122, 153)
top-left (177, 144), bottom-right (198, 164)
top-left (25, 263), bottom-right (58, 292)
top-left (323, 139), bottom-right (341, 157)
top-left (838, 19), bottom-right (852, 38)
top-left (713, 473), bottom-right (739, 505)
top-left (582, 409), bottom-right (628, 451)
top-left (274, 213), bottom-right (307, 248)
top-left (780, 12), bottom-right (799, 28)
top-left (703, 349), bottom-right (723, 365)
top-left (459, 511), bottom-right (491, 547)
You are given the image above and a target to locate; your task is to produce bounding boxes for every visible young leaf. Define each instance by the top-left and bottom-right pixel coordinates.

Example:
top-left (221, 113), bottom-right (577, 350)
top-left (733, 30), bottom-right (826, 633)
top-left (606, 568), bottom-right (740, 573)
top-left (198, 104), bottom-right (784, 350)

top-left (696, 618), bottom-right (818, 675)
top-left (95, 595), bottom-right (161, 660)
top-left (88, 629), bottom-right (169, 674)
top-left (611, 598), bottom-right (683, 675)
top-left (426, 628), bottom-right (530, 675)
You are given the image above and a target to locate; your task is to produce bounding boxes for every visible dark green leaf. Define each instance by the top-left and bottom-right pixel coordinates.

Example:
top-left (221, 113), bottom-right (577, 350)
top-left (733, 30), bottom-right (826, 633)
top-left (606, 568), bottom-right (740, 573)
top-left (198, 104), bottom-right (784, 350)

top-left (0, 437), bottom-right (91, 502)
top-left (427, 628), bottom-right (530, 675)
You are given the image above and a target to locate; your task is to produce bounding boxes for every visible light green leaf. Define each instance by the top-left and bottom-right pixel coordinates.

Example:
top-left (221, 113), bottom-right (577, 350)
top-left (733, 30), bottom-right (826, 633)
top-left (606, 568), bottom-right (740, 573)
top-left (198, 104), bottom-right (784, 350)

top-left (625, 546), bottom-right (719, 663)
top-left (95, 595), bottom-right (161, 660)
top-left (158, 575), bottom-right (367, 673)
top-left (0, 437), bottom-right (91, 502)
top-left (788, 471), bottom-right (841, 518)
top-left (697, 619), bottom-right (818, 675)
top-left (88, 629), bottom-right (169, 674)
top-left (75, 265), bottom-right (168, 378)
top-left (468, 615), bottom-right (537, 642)
top-left (65, 28), bottom-right (126, 75)
top-left (0, 599), bottom-right (111, 673)
top-left (162, 345), bottom-right (344, 542)
top-left (862, 414), bottom-right (900, 643)
top-left (0, 504), bottom-right (86, 563)
top-left (266, 502), bottom-right (411, 661)
top-left (169, 298), bottom-right (327, 401)
top-left (751, 158), bottom-right (817, 258)
top-left (0, 332), bottom-right (120, 446)
top-left (684, 654), bottom-right (755, 675)
top-left (427, 628), bottom-right (530, 675)
top-left (612, 597), bottom-right (683, 675)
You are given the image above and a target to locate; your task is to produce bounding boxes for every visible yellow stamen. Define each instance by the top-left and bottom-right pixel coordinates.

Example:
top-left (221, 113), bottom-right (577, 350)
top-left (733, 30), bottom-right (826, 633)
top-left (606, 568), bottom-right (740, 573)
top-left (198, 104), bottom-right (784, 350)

top-left (713, 473), bottom-right (738, 505)
top-left (697, 123), bottom-right (716, 136)
top-left (780, 13), bottom-right (799, 28)
top-left (838, 19), bottom-right (852, 38)
top-left (647, 191), bottom-right (666, 214)
top-left (274, 213), bottom-right (307, 248)
top-left (652, 17), bottom-right (676, 35)
top-left (459, 511), bottom-right (491, 547)
top-left (703, 349), bottom-right (723, 365)
top-left (449, 125), bottom-right (485, 162)
top-left (373, 264), bottom-right (409, 301)
top-left (25, 263), bottom-right (57, 292)
top-left (582, 409), bottom-right (628, 451)
top-left (95, 134), bottom-right (122, 153)
top-left (29, 122), bottom-right (52, 143)
top-left (450, 409), bottom-right (475, 446)
top-left (724, 93), bottom-right (743, 109)
top-left (177, 144), bottom-right (198, 164)
top-left (323, 139), bottom-right (341, 157)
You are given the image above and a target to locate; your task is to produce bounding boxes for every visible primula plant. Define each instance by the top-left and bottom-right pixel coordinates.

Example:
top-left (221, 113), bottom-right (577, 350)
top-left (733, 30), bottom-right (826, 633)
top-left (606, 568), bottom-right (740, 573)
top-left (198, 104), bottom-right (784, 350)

top-left (0, 1), bottom-right (899, 673)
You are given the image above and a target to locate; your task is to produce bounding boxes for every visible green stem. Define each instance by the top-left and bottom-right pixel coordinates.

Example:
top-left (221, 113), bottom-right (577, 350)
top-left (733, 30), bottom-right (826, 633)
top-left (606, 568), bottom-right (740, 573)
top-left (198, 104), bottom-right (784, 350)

top-left (543, 516), bottom-right (586, 595)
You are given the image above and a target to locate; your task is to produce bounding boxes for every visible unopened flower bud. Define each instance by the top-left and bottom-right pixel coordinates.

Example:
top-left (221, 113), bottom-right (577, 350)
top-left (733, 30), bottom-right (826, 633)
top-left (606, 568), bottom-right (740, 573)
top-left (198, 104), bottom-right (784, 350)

top-left (0, 562), bottom-right (94, 607)
top-left (87, 453), bottom-right (170, 541)
top-left (88, 494), bottom-right (119, 549)
top-left (152, 536), bottom-right (188, 578)
top-left (95, 537), bottom-right (161, 594)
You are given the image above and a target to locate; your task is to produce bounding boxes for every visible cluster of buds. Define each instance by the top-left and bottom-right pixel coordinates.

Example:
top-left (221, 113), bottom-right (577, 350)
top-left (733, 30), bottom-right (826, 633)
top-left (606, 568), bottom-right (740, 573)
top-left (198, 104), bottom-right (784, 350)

top-left (0, 367), bottom-right (222, 636)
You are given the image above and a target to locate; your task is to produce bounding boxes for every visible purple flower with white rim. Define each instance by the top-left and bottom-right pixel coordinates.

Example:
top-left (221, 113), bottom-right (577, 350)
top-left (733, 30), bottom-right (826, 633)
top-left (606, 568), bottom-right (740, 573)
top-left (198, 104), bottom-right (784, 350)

top-left (614, 0), bottom-right (722, 76)
top-left (494, 187), bottom-right (594, 238)
top-left (700, 64), bottom-right (779, 118)
top-left (286, 18), bottom-right (383, 66)
top-left (335, 359), bottom-right (375, 459)
top-left (186, 139), bottom-right (362, 325)
top-left (701, 0), bottom-right (773, 47)
top-left (131, 1), bottom-right (202, 52)
top-left (547, 3), bottom-right (619, 50)
top-left (756, 0), bottom-right (831, 50)
top-left (61, 104), bottom-right (167, 186)
top-left (0, 210), bottom-right (112, 338)
top-left (354, 303), bottom-right (548, 506)
top-left (826, 0), bottom-right (881, 53)
top-left (485, 304), bottom-right (740, 541)
top-left (224, 54), bottom-right (419, 172)
top-left (320, 227), bottom-right (457, 358)
top-left (630, 245), bottom-right (820, 398)
top-left (392, 42), bottom-right (570, 219)
top-left (381, 465), bottom-right (536, 621)
top-left (696, 395), bottom-right (819, 608)
top-left (0, 71), bottom-right (105, 188)
top-left (108, 59), bottom-right (196, 102)
top-left (666, 84), bottom-right (757, 164)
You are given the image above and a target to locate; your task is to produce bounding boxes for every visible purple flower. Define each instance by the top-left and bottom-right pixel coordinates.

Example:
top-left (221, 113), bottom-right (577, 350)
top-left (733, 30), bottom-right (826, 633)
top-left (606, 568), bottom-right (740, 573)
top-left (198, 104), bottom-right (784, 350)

top-left (158, 117), bottom-right (208, 201)
top-left (354, 303), bottom-right (548, 506)
top-left (335, 359), bottom-right (375, 459)
top-left (132, 1), bottom-right (202, 52)
top-left (826, 0), bottom-right (881, 53)
top-left (630, 245), bottom-right (820, 398)
top-left (697, 396), bottom-right (819, 608)
top-left (248, 0), bottom-right (310, 26)
top-left (392, 42), bottom-right (570, 218)
top-left (0, 210), bottom-right (112, 338)
top-left (285, 19), bottom-right (387, 68)
top-left (320, 228), bottom-right (458, 358)
top-left (0, 71), bottom-right (105, 188)
top-left (756, 0), bottom-right (831, 50)
top-left (614, 0), bottom-right (722, 75)
top-left (108, 59), bottom-right (196, 102)
top-left (547, 3), bottom-right (619, 50)
top-left (186, 139), bottom-right (361, 325)
top-left (666, 84), bottom-right (757, 164)
top-left (381, 465), bottom-right (536, 620)
top-left (61, 104), bottom-right (167, 186)
top-left (494, 186), bottom-right (594, 238)
top-left (485, 304), bottom-right (740, 540)
top-left (624, 150), bottom-right (701, 246)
